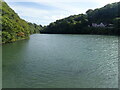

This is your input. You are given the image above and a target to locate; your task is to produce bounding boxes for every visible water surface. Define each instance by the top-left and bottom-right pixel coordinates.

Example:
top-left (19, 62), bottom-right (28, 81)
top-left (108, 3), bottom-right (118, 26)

top-left (3, 34), bottom-right (118, 88)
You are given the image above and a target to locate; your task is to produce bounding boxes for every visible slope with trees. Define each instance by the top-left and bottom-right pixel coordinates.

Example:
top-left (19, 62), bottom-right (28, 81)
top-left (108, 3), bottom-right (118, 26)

top-left (41, 2), bottom-right (120, 35)
top-left (1, 0), bottom-right (42, 44)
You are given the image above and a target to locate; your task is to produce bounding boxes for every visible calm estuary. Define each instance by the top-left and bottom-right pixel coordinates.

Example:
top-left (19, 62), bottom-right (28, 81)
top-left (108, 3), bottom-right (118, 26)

top-left (3, 34), bottom-right (118, 88)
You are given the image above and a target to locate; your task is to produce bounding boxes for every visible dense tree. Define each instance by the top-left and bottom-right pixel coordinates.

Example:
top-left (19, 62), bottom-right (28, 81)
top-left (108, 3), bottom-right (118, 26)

top-left (28, 22), bottom-right (42, 34)
top-left (1, 0), bottom-right (42, 43)
top-left (41, 2), bottom-right (120, 35)
top-left (1, 0), bottom-right (119, 44)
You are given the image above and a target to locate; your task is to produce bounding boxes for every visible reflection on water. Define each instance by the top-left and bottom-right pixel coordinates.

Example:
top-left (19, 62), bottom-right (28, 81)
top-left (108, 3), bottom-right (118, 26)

top-left (3, 34), bottom-right (118, 88)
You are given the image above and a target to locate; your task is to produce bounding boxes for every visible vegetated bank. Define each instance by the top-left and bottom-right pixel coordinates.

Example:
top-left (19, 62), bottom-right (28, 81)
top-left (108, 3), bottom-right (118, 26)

top-left (41, 2), bottom-right (120, 35)
top-left (0, 0), bottom-right (43, 44)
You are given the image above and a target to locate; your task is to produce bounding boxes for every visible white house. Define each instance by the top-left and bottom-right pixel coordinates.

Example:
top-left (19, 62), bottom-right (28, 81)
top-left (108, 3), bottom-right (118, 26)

top-left (92, 23), bottom-right (106, 27)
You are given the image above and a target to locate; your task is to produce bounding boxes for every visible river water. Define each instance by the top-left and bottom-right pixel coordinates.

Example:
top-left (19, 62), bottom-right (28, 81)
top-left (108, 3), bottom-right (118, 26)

top-left (3, 34), bottom-right (118, 88)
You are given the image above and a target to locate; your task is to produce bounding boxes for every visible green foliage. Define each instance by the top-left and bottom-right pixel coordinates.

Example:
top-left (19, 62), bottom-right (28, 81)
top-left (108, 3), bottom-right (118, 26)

top-left (41, 2), bottom-right (120, 35)
top-left (2, 31), bottom-right (11, 43)
top-left (28, 22), bottom-right (42, 34)
top-left (87, 2), bottom-right (119, 24)
top-left (1, 1), bottom-right (43, 43)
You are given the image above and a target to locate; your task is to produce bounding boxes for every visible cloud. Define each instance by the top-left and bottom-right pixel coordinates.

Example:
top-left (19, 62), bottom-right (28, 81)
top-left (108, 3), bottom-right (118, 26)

top-left (9, 5), bottom-right (49, 17)
top-left (4, 0), bottom-right (120, 3)
top-left (4, 0), bottom-right (119, 25)
top-left (5, 0), bottom-right (119, 4)
top-left (8, 3), bottom-right (70, 25)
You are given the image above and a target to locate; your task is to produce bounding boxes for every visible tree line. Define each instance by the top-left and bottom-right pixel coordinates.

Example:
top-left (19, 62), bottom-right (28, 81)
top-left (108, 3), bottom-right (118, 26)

top-left (1, 1), bottom-right (120, 44)
top-left (1, 0), bottom-right (43, 44)
top-left (41, 2), bottom-right (120, 35)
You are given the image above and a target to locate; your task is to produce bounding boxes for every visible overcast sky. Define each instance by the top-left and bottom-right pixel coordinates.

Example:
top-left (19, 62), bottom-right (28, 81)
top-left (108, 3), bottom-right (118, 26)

top-left (4, 0), bottom-right (119, 26)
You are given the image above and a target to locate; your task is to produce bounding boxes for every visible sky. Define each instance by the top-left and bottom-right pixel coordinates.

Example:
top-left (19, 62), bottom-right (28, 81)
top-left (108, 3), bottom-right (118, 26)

top-left (4, 0), bottom-right (119, 26)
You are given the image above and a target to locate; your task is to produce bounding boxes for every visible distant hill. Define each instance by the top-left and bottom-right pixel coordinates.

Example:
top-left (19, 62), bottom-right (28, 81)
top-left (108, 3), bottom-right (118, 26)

top-left (1, 0), bottom-right (42, 44)
top-left (41, 2), bottom-right (120, 35)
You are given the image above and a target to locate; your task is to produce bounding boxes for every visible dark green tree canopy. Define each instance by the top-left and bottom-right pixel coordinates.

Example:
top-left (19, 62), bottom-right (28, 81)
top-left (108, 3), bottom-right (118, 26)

top-left (41, 2), bottom-right (120, 35)
top-left (1, 1), bottom-right (43, 43)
